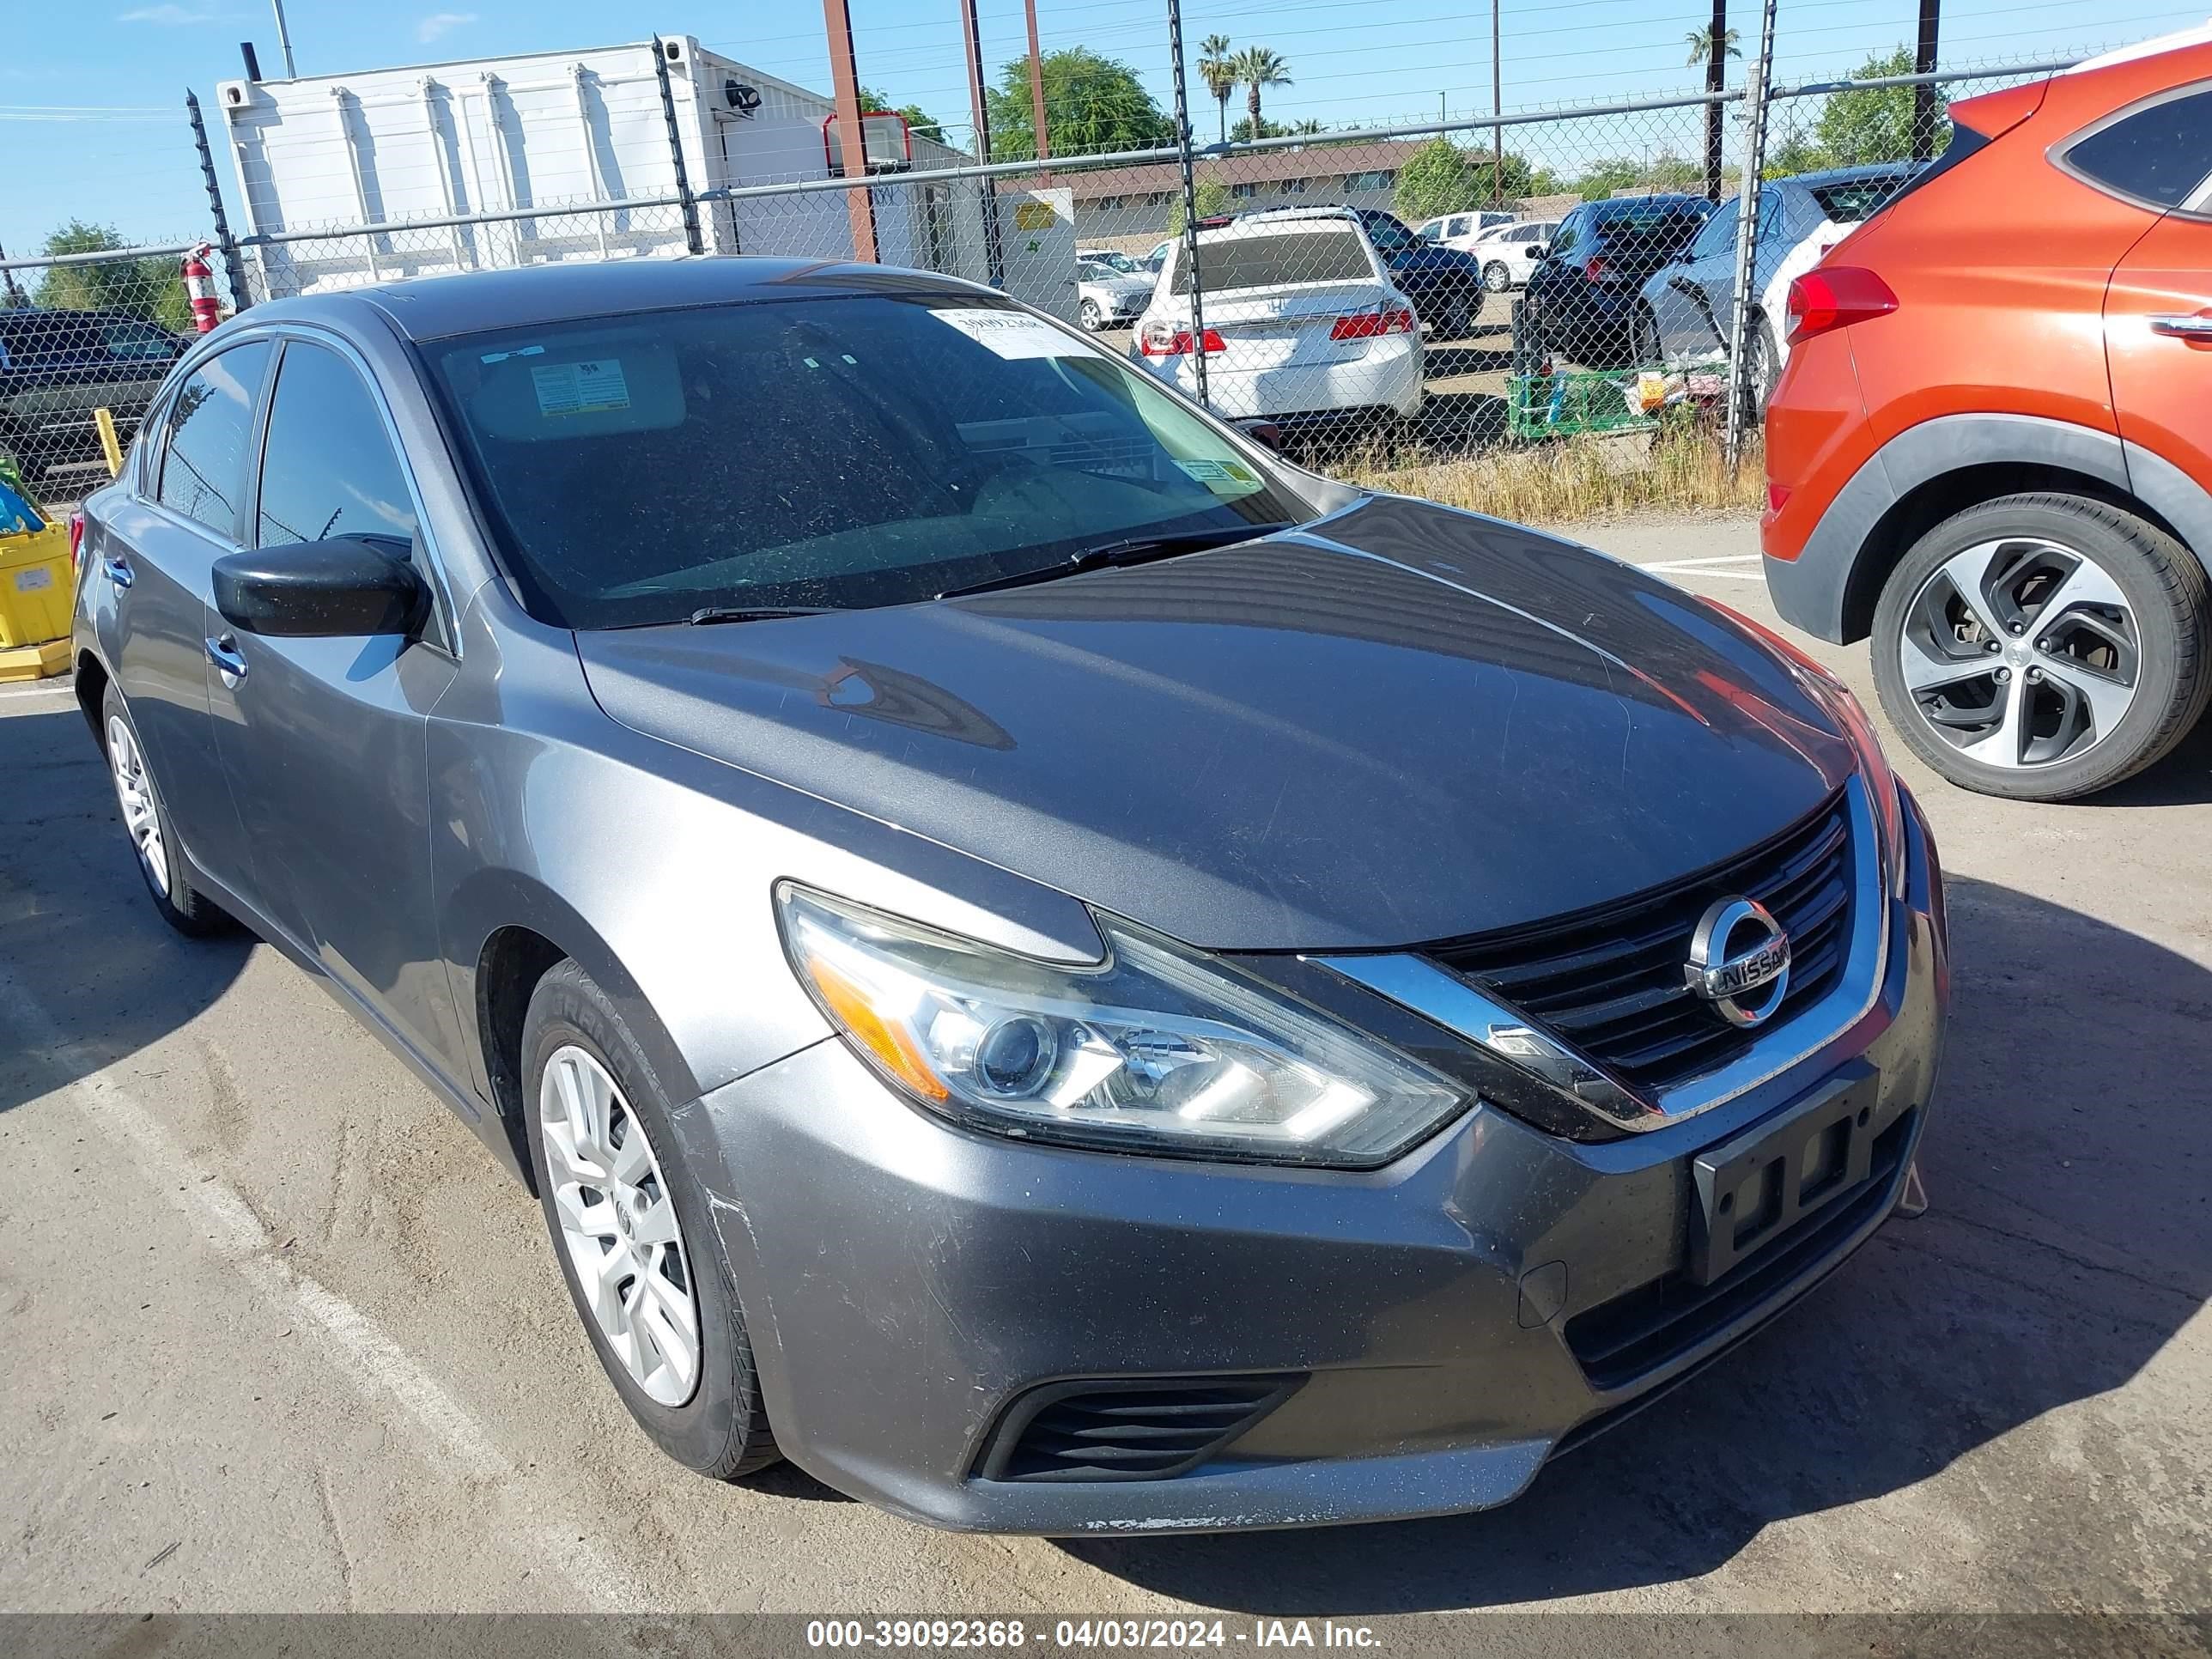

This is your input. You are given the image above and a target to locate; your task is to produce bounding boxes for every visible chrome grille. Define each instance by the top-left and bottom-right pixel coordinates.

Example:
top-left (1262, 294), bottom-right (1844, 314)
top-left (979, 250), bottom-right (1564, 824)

top-left (1427, 793), bottom-right (1855, 1094)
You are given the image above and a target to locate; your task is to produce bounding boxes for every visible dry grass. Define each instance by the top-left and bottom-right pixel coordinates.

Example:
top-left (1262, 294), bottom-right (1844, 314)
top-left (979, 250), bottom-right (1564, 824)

top-left (1343, 426), bottom-right (1765, 526)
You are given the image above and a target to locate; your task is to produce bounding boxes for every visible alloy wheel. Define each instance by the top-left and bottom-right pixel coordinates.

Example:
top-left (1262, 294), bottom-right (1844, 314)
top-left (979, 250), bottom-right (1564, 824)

top-left (538, 1043), bottom-right (702, 1407)
top-left (1895, 536), bottom-right (2140, 769)
top-left (1079, 300), bottom-right (1102, 331)
top-left (106, 714), bottom-right (169, 898)
top-left (1483, 262), bottom-right (1510, 294)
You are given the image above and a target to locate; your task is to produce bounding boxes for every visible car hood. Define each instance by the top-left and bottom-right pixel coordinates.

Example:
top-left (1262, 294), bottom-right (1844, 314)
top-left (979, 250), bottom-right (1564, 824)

top-left (575, 496), bottom-right (1856, 951)
top-left (1085, 275), bottom-right (1154, 298)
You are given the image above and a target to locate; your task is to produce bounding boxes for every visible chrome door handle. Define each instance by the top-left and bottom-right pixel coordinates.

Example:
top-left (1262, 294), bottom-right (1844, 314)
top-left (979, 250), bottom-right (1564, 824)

top-left (2148, 313), bottom-right (2212, 338)
top-left (204, 635), bottom-right (247, 682)
top-left (102, 555), bottom-right (133, 589)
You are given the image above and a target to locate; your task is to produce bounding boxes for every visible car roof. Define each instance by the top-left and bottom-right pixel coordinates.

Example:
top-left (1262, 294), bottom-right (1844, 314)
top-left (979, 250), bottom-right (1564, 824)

top-left (243, 257), bottom-right (988, 344)
top-left (1202, 206), bottom-right (1365, 237)
top-left (0, 307), bottom-right (160, 329)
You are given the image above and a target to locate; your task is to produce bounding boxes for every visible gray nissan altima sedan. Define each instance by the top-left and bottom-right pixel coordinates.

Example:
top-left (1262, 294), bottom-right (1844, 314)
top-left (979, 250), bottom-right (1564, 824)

top-left (70, 258), bottom-right (1948, 1534)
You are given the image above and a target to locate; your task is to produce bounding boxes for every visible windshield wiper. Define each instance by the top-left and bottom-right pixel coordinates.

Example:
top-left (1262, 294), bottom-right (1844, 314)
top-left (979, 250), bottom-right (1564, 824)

top-left (684, 604), bottom-right (840, 625)
top-left (937, 523), bottom-right (1291, 599)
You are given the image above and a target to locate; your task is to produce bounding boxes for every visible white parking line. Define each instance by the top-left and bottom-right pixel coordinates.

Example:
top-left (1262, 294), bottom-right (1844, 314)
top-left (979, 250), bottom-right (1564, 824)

top-left (0, 968), bottom-right (649, 1615)
top-left (1632, 555), bottom-right (1765, 571)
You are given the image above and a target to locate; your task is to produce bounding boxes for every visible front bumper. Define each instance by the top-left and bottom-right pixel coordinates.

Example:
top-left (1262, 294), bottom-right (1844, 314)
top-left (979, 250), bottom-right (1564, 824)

top-left (687, 788), bottom-right (1948, 1534)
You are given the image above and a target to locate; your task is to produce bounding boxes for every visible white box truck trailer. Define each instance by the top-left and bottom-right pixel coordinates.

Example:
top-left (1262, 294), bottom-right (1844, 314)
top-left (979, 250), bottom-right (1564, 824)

top-left (214, 34), bottom-right (1046, 306)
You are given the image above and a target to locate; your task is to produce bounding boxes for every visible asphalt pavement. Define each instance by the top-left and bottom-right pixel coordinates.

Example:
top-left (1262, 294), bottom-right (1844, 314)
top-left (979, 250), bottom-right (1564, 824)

top-left (2, 517), bottom-right (2207, 1632)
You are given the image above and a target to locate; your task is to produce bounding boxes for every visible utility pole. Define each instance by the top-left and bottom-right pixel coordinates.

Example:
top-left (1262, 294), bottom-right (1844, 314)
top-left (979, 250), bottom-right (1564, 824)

top-left (1166, 0), bottom-right (1206, 406)
top-left (268, 0), bottom-right (297, 78)
top-left (1703, 0), bottom-right (1727, 201)
top-left (820, 0), bottom-right (878, 261)
top-left (1911, 0), bottom-right (1942, 161)
top-left (1490, 0), bottom-right (1504, 206)
top-left (1024, 0), bottom-right (1051, 179)
top-left (958, 0), bottom-right (1004, 287)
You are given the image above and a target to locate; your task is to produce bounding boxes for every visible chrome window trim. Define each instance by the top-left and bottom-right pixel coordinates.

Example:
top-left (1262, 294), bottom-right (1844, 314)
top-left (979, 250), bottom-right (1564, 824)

top-left (2047, 77), bottom-right (2212, 222)
top-left (1314, 777), bottom-right (1888, 1137)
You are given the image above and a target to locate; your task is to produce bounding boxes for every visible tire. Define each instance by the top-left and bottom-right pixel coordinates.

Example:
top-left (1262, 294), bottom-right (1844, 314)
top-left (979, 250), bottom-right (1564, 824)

top-left (1482, 261), bottom-right (1511, 294)
top-left (1632, 307), bottom-right (1663, 370)
top-left (100, 684), bottom-right (233, 937)
top-left (1869, 494), bottom-right (2212, 801)
top-left (1079, 299), bottom-right (1103, 332)
top-left (1740, 314), bottom-right (1780, 423)
top-left (522, 958), bottom-right (781, 1481)
top-left (1432, 283), bottom-right (1479, 340)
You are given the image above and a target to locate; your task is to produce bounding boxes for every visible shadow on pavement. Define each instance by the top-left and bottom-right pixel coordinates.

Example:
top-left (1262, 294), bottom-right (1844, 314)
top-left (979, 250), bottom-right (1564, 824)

top-left (2062, 714), bottom-right (2212, 809)
top-left (0, 703), bottom-right (250, 1114)
top-left (1060, 872), bottom-right (2209, 1611)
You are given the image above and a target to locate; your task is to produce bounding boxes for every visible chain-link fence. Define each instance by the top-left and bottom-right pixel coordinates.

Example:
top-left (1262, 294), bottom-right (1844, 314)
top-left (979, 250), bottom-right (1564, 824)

top-left (0, 37), bottom-right (2089, 503)
top-left (0, 237), bottom-right (246, 500)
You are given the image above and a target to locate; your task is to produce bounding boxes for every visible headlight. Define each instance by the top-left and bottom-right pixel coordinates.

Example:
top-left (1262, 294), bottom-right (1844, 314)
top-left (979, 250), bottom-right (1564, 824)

top-left (777, 886), bottom-right (1470, 1167)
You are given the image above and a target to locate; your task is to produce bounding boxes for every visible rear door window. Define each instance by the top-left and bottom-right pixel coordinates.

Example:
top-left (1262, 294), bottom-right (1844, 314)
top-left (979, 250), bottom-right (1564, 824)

top-left (1174, 231), bottom-right (1374, 293)
top-left (2061, 86), bottom-right (2212, 210)
top-left (155, 340), bottom-right (272, 538)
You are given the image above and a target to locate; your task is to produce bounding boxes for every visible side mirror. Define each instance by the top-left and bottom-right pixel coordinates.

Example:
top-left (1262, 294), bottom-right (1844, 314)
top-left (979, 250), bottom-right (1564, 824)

top-left (1529, 244), bottom-right (1548, 260)
top-left (1237, 418), bottom-right (1285, 453)
top-left (213, 535), bottom-right (428, 638)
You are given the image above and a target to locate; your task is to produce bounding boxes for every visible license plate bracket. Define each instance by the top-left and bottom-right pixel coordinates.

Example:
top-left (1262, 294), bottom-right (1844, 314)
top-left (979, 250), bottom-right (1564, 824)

top-left (1689, 1074), bottom-right (1877, 1285)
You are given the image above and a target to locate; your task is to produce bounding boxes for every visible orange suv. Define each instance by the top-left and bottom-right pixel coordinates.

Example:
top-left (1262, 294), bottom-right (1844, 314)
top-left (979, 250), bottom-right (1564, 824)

top-left (1761, 27), bottom-right (2212, 799)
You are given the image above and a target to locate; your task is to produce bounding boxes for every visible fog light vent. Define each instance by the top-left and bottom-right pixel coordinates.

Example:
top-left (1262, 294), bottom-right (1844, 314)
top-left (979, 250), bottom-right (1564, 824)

top-left (975, 1375), bottom-right (1304, 1483)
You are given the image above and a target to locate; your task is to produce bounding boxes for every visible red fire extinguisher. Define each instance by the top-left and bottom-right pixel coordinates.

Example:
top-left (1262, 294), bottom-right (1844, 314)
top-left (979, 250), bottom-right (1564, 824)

top-left (182, 244), bottom-right (220, 335)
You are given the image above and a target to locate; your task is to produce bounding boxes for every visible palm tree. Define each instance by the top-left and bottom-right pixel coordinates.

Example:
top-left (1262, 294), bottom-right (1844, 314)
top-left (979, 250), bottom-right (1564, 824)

top-left (1231, 46), bottom-right (1292, 145)
top-left (1198, 34), bottom-right (1237, 147)
top-left (1683, 24), bottom-right (1741, 65)
top-left (1686, 11), bottom-right (1741, 204)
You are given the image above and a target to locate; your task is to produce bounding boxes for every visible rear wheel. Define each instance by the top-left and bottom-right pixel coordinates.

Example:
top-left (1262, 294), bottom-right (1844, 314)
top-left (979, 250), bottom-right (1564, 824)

top-left (1482, 261), bottom-right (1511, 294)
top-left (1429, 284), bottom-right (1478, 341)
top-left (1738, 314), bottom-right (1779, 423)
top-left (523, 958), bottom-right (780, 1480)
top-left (1870, 495), bottom-right (2212, 800)
top-left (100, 684), bottom-right (232, 936)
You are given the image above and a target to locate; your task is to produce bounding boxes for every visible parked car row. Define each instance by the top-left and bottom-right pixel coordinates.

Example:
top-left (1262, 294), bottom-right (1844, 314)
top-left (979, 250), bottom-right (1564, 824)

top-left (0, 307), bottom-right (190, 489)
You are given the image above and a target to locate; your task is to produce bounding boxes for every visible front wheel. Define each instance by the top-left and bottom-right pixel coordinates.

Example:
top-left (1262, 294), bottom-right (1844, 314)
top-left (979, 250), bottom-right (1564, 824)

top-left (1079, 299), bottom-right (1103, 332)
top-left (1482, 261), bottom-right (1511, 294)
top-left (524, 959), bottom-right (781, 1480)
top-left (1869, 494), bottom-right (2212, 800)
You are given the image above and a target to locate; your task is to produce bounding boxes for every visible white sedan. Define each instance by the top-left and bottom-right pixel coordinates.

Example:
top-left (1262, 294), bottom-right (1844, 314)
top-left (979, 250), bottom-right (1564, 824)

top-left (1077, 260), bottom-right (1156, 332)
top-left (1468, 220), bottom-right (1559, 292)
top-left (1129, 209), bottom-right (1424, 428)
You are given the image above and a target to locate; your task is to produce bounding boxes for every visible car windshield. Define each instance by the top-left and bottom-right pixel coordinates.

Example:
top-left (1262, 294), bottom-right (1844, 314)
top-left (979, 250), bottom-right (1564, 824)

top-left (427, 294), bottom-right (1314, 629)
top-left (1088, 251), bottom-right (1140, 272)
top-left (1171, 229), bottom-right (1373, 294)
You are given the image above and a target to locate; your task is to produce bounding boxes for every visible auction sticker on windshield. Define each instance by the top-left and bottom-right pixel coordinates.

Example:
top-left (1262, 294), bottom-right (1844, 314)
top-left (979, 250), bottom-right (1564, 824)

top-left (531, 358), bottom-right (632, 416)
top-left (933, 308), bottom-right (1087, 361)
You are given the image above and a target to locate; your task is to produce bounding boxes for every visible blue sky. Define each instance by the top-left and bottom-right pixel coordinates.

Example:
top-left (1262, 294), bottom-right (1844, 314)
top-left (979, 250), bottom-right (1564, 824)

top-left (4, 0), bottom-right (2203, 260)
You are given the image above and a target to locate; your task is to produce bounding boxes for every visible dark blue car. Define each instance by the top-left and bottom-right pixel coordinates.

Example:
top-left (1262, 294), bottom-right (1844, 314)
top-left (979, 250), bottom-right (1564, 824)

top-left (1523, 194), bottom-right (1716, 366)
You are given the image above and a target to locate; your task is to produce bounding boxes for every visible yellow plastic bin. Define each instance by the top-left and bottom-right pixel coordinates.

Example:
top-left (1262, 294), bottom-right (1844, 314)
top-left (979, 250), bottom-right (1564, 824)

top-left (0, 522), bottom-right (76, 680)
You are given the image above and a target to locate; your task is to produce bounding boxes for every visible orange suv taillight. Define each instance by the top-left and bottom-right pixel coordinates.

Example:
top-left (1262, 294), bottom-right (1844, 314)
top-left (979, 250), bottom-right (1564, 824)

top-left (1785, 266), bottom-right (1898, 345)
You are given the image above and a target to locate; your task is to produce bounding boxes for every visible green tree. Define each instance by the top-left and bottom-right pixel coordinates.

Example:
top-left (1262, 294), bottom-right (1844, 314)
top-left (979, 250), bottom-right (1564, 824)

top-left (1574, 158), bottom-right (1644, 201)
top-left (859, 87), bottom-right (945, 144)
top-left (1164, 177), bottom-right (1231, 235)
top-left (1395, 139), bottom-right (1533, 219)
top-left (33, 221), bottom-right (190, 331)
top-left (1816, 46), bottom-right (1945, 164)
top-left (1763, 131), bottom-right (1835, 179)
top-left (1231, 46), bottom-right (1292, 142)
top-left (1684, 25), bottom-right (1741, 65)
top-left (985, 48), bottom-right (1172, 161)
top-left (1198, 34), bottom-right (1236, 148)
